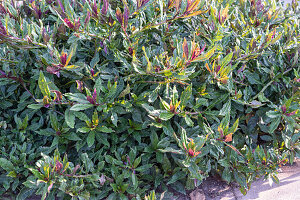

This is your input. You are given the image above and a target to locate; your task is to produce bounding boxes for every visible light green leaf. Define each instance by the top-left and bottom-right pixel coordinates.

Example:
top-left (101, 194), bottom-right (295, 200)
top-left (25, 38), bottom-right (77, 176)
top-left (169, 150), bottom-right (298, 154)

top-left (27, 104), bottom-right (43, 109)
top-left (111, 113), bottom-right (118, 127)
top-left (180, 84), bottom-right (192, 107)
top-left (38, 71), bottom-right (50, 97)
top-left (220, 52), bottom-right (233, 68)
top-left (266, 110), bottom-right (281, 118)
top-left (229, 118), bottom-right (239, 134)
top-left (159, 111), bottom-right (174, 121)
top-left (185, 116), bottom-right (194, 127)
top-left (191, 46), bottom-right (216, 62)
top-left (219, 100), bottom-right (231, 116)
top-left (70, 104), bottom-right (94, 111)
top-left (132, 173), bottom-right (138, 189)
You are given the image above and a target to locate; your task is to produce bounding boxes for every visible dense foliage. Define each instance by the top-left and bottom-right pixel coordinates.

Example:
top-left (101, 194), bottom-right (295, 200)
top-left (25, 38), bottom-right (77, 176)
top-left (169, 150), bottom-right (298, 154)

top-left (0, 0), bottom-right (299, 199)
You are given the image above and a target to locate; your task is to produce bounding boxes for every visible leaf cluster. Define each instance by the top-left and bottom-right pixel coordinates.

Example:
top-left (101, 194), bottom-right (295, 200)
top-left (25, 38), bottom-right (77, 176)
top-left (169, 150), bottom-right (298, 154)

top-left (0, 0), bottom-right (299, 199)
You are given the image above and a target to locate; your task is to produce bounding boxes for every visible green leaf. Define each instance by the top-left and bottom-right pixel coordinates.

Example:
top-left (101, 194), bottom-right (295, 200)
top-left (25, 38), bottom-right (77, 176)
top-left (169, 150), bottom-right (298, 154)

top-left (87, 131), bottom-right (95, 147)
top-left (258, 93), bottom-right (269, 102)
top-left (234, 171), bottom-right (247, 189)
top-left (16, 188), bottom-right (35, 200)
top-left (65, 108), bottom-right (75, 128)
top-left (132, 173), bottom-right (138, 189)
top-left (188, 163), bottom-right (204, 180)
top-left (27, 104), bottom-right (43, 109)
top-left (111, 112), bottom-right (118, 127)
top-left (160, 98), bottom-right (170, 111)
top-left (135, 164), bottom-right (153, 172)
top-left (195, 98), bottom-right (208, 108)
top-left (70, 104), bottom-right (94, 111)
top-left (78, 127), bottom-right (91, 133)
top-left (97, 126), bottom-right (114, 133)
top-left (170, 182), bottom-right (186, 195)
top-left (167, 171), bottom-right (186, 185)
top-left (159, 111), bottom-right (174, 121)
top-left (207, 93), bottom-right (229, 110)
top-left (36, 129), bottom-right (54, 136)
top-left (269, 117), bottom-right (281, 133)
top-left (29, 168), bottom-right (44, 179)
top-left (0, 158), bottom-right (14, 171)
top-left (74, 112), bottom-right (89, 121)
top-left (220, 112), bottom-right (230, 129)
top-left (133, 157), bottom-right (142, 168)
top-left (22, 180), bottom-right (37, 189)
top-left (64, 93), bottom-right (90, 104)
top-left (7, 171), bottom-right (17, 178)
top-left (266, 110), bottom-right (281, 118)
top-left (219, 100), bottom-right (231, 116)
top-left (119, 84), bottom-right (130, 98)
top-left (38, 71), bottom-right (50, 97)
top-left (192, 45), bottom-right (216, 62)
top-left (229, 118), bottom-right (239, 134)
top-left (107, 81), bottom-right (118, 99)
top-left (64, 132), bottom-right (81, 141)
top-left (184, 116), bottom-right (194, 127)
top-left (180, 84), bottom-right (192, 107)
top-left (249, 100), bottom-right (264, 108)
top-left (222, 167), bottom-right (231, 183)
top-left (50, 112), bottom-right (59, 131)
top-left (96, 134), bottom-right (110, 147)
top-left (220, 52), bottom-right (233, 68)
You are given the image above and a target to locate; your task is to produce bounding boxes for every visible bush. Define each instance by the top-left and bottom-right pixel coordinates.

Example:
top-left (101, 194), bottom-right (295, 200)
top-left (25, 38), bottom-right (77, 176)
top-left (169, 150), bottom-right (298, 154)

top-left (0, 0), bottom-right (299, 199)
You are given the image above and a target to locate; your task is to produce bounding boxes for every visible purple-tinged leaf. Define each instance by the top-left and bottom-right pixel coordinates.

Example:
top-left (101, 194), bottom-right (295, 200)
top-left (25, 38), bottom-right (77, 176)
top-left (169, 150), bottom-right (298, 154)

top-left (57, 0), bottom-right (65, 13)
top-left (43, 96), bottom-right (50, 107)
top-left (123, 5), bottom-right (129, 29)
top-left (116, 7), bottom-right (123, 25)
top-left (191, 43), bottom-right (206, 60)
top-left (281, 105), bottom-right (286, 113)
top-left (87, 96), bottom-right (95, 105)
top-left (52, 90), bottom-right (62, 101)
top-left (76, 80), bottom-right (84, 92)
top-left (0, 4), bottom-right (7, 14)
top-left (55, 161), bottom-right (63, 172)
top-left (104, 44), bottom-right (107, 54)
top-left (72, 164), bottom-right (80, 174)
top-left (90, 68), bottom-right (95, 76)
top-left (64, 18), bottom-right (75, 29)
top-left (286, 110), bottom-right (296, 117)
top-left (74, 18), bottom-right (81, 31)
top-left (0, 20), bottom-right (7, 35)
top-left (99, 174), bottom-right (106, 185)
top-left (92, 88), bottom-right (97, 102)
top-left (93, 0), bottom-right (98, 17)
top-left (42, 28), bottom-right (50, 43)
top-left (60, 52), bottom-right (67, 65)
top-left (0, 70), bottom-right (6, 76)
top-left (101, 0), bottom-right (109, 15)
top-left (237, 64), bottom-right (246, 74)
top-left (48, 183), bottom-right (53, 193)
top-left (84, 11), bottom-right (91, 27)
top-left (182, 38), bottom-right (189, 59)
top-left (47, 66), bottom-right (61, 77)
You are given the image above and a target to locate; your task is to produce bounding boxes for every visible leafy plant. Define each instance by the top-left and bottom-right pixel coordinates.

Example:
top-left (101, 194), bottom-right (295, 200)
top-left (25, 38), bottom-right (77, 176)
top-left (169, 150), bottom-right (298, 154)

top-left (0, 0), bottom-right (299, 199)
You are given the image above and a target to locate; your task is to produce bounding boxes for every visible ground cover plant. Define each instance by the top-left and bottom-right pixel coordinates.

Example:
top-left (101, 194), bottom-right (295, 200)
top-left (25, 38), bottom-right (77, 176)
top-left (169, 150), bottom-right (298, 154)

top-left (0, 0), bottom-right (299, 199)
